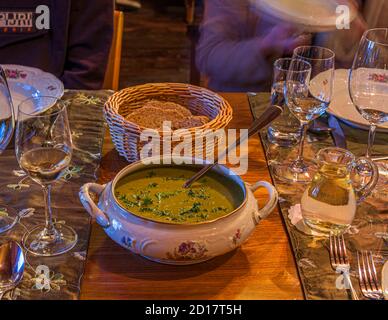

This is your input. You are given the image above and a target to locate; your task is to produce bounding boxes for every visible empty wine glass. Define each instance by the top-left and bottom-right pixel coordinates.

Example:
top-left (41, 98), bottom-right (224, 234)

top-left (0, 66), bottom-right (18, 234)
top-left (274, 47), bottom-right (335, 183)
top-left (267, 58), bottom-right (302, 147)
top-left (272, 59), bottom-right (311, 182)
top-left (16, 96), bottom-right (77, 256)
top-left (349, 28), bottom-right (388, 158)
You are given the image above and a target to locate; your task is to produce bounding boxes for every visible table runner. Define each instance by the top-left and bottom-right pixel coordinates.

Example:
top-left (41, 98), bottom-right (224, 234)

top-left (0, 90), bottom-right (111, 300)
top-left (249, 93), bottom-right (388, 300)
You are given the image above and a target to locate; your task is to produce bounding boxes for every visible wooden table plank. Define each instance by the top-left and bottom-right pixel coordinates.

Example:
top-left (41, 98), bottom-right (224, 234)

top-left (80, 93), bottom-right (304, 300)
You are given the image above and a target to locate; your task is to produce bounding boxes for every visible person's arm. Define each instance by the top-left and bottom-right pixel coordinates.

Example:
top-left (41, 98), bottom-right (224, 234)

top-left (61, 0), bottom-right (114, 89)
top-left (196, 0), bottom-right (309, 88)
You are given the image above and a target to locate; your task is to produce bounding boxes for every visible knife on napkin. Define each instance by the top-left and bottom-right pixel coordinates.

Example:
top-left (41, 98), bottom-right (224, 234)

top-left (328, 114), bottom-right (347, 149)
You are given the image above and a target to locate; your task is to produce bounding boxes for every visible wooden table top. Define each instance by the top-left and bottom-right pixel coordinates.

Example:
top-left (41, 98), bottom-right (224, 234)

top-left (80, 93), bottom-right (304, 300)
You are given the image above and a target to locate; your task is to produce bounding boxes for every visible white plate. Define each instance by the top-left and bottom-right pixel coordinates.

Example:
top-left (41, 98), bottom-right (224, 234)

top-left (383, 261), bottom-right (388, 300)
top-left (1, 64), bottom-right (64, 119)
top-left (328, 69), bottom-right (388, 132)
top-left (250, 0), bottom-right (357, 32)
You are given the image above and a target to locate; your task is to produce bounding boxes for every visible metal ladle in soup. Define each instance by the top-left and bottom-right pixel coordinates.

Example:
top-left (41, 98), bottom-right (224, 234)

top-left (114, 166), bottom-right (242, 224)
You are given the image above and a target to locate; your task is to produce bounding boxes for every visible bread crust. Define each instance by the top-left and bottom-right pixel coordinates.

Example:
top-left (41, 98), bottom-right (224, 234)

top-left (125, 100), bottom-right (210, 129)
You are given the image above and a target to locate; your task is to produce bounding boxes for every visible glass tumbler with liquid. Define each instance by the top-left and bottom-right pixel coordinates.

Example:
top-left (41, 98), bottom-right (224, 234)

top-left (267, 58), bottom-right (301, 146)
top-left (301, 147), bottom-right (379, 235)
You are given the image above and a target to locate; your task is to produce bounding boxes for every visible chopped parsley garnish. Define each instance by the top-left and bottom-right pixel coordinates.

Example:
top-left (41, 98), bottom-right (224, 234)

top-left (155, 191), bottom-right (181, 202)
top-left (164, 175), bottom-right (186, 181)
top-left (146, 171), bottom-right (156, 178)
top-left (180, 202), bottom-right (202, 215)
top-left (115, 168), bottom-right (233, 224)
top-left (141, 196), bottom-right (153, 206)
top-left (187, 188), bottom-right (210, 200)
top-left (116, 194), bottom-right (137, 208)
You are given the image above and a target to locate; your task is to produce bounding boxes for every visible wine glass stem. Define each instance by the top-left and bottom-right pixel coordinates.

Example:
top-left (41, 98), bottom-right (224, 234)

top-left (296, 123), bottom-right (308, 164)
top-left (366, 125), bottom-right (377, 159)
top-left (42, 184), bottom-right (56, 236)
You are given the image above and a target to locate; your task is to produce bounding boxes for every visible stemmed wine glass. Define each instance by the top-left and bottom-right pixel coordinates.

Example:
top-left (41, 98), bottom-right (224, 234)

top-left (0, 66), bottom-right (17, 233)
top-left (15, 96), bottom-right (77, 256)
top-left (274, 46), bottom-right (335, 183)
top-left (349, 28), bottom-right (388, 159)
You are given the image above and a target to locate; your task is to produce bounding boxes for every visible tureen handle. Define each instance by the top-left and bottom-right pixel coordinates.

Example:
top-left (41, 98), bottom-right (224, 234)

top-left (249, 181), bottom-right (278, 223)
top-left (79, 183), bottom-right (110, 228)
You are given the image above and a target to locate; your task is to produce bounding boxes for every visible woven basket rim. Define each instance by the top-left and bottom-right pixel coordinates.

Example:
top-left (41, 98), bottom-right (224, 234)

top-left (104, 82), bottom-right (233, 133)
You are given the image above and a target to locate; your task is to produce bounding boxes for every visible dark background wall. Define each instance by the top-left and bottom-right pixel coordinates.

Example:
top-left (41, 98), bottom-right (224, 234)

top-left (119, 0), bottom-right (194, 88)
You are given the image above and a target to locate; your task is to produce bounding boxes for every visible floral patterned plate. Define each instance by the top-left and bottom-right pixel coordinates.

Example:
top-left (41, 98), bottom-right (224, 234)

top-left (1, 64), bottom-right (64, 119)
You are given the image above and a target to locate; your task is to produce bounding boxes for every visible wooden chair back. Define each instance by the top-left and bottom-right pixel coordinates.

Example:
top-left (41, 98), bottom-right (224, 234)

top-left (103, 10), bottom-right (124, 91)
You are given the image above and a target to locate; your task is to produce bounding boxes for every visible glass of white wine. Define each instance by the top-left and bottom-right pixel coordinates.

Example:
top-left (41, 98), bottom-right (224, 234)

top-left (0, 66), bottom-right (17, 234)
top-left (16, 96), bottom-right (77, 256)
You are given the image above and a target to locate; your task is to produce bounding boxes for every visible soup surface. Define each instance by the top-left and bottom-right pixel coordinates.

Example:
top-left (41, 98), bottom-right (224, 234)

top-left (114, 167), bottom-right (238, 224)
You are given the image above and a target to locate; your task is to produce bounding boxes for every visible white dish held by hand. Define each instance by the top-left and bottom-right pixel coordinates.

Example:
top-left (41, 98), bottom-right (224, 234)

top-left (250, 0), bottom-right (357, 32)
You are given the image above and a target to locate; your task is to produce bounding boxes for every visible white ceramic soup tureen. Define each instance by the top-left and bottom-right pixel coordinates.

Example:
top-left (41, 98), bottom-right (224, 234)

top-left (79, 157), bottom-right (278, 265)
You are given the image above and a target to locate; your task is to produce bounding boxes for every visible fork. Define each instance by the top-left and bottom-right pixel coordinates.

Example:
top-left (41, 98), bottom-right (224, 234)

top-left (372, 155), bottom-right (388, 162)
top-left (329, 234), bottom-right (359, 300)
top-left (357, 251), bottom-right (384, 300)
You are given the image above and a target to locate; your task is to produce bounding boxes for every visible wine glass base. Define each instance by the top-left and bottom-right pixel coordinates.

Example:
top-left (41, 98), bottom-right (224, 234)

top-left (22, 223), bottom-right (77, 257)
top-left (272, 160), bottom-right (317, 183)
top-left (0, 206), bottom-right (19, 234)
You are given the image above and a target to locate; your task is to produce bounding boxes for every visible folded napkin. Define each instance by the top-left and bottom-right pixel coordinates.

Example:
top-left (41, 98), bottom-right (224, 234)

top-left (288, 204), bottom-right (326, 237)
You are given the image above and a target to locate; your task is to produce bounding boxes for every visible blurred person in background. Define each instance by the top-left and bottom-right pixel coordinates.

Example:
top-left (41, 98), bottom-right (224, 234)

top-left (0, 0), bottom-right (113, 89)
top-left (197, 0), bottom-right (387, 92)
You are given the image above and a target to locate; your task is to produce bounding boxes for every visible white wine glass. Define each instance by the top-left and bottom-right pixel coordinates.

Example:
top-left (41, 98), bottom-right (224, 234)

top-left (349, 28), bottom-right (388, 158)
top-left (15, 96), bottom-right (77, 256)
top-left (0, 66), bottom-right (18, 233)
top-left (275, 47), bottom-right (335, 183)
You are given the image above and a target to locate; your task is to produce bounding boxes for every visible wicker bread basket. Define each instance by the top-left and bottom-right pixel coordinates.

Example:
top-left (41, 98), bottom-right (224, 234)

top-left (104, 83), bottom-right (233, 163)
